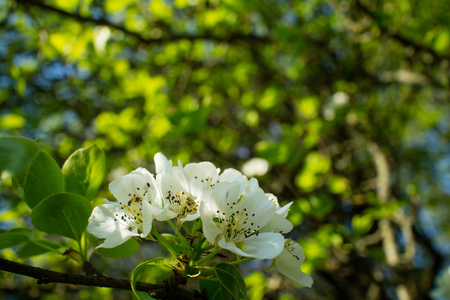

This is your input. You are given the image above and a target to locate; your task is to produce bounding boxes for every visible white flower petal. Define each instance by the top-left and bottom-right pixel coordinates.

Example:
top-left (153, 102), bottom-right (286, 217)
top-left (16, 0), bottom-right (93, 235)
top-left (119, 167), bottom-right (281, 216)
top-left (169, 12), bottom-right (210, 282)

top-left (150, 204), bottom-right (178, 221)
top-left (200, 199), bottom-right (222, 244)
top-left (184, 161), bottom-right (220, 198)
top-left (218, 237), bottom-right (250, 257)
top-left (109, 168), bottom-right (155, 205)
top-left (141, 200), bottom-right (154, 237)
top-left (276, 242), bottom-right (313, 288)
top-left (212, 181), bottom-right (241, 213)
top-left (244, 177), bottom-right (263, 195)
top-left (218, 232), bottom-right (284, 259)
top-left (235, 188), bottom-right (276, 229)
top-left (156, 169), bottom-right (198, 220)
top-left (242, 232), bottom-right (284, 259)
top-left (179, 211), bottom-right (200, 223)
top-left (220, 168), bottom-right (248, 185)
top-left (261, 213), bottom-right (293, 234)
top-left (276, 201), bottom-right (293, 218)
top-left (201, 181), bottom-right (282, 261)
top-left (96, 229), bottom-right (136, 249)
top-left (155, 152), bottom-right (172, 174)
top-left (184, 161), bottom-right (219, 182)
top-left (87, 204), bottom-right (125, 238)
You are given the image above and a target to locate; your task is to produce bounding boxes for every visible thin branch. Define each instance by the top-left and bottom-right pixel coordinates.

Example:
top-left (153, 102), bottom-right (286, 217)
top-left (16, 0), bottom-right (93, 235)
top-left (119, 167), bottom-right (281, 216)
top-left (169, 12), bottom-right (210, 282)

top-left (15, 0), bottom-right (269, 45)
top-left (354, 0), bottom-right (450, 62)
top-left (0, 258), bottom-right (160, 291)
top-left (0, 258), bottom-right (200, 299)
top-left (367, 141), bottom-right (411, 300)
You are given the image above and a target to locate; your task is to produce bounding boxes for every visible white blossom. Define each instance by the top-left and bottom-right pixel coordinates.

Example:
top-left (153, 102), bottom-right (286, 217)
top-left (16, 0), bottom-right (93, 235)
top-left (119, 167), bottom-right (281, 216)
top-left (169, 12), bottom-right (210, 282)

top-left (275, 239), bottom-right (313, 287)
top-left (184, 160), bottom-right (248, 200)
top-left (200, 180), bottom-right (284, 259)
top-left (261, 193), bottom-right (294, 234)
top-left (87, 168), bottom-right (157, 248)
top-left (151, 153), bottom-right (199, 222)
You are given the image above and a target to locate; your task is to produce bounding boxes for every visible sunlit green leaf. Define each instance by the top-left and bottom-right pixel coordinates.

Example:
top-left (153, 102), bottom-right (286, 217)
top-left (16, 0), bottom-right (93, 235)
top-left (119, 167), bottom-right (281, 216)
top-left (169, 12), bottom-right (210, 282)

top-left (31, 192), bottom-right (91, 242)
top-left (0, 137), bottom-right (39, 180)
top-left (23, 151), bottom-right (65, 208)
top-left (245, 272), bottom-right (266, 300)
top-left (352, 214), bottom-right (374, 236)
top-left (296, 96), bottom-right (319, 119)
top-left (328, 175), bottom-right (350, 194)
top-left (62, 144), bottom-right (105, 200)
top-left (131, 258), bottom-right (169, 299)
top-left (132, 291), bottom-right (155, 300)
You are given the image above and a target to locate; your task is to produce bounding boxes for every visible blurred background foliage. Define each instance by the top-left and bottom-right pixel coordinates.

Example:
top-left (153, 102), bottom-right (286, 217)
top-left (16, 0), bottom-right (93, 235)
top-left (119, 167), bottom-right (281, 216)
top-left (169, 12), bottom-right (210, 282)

top-left (0, 0), bottom-right (449, 299)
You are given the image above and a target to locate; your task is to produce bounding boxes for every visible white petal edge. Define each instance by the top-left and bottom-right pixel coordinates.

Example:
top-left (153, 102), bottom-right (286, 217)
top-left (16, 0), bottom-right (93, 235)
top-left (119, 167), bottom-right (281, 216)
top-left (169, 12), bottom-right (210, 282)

top-left (275, 243), bottom-right (313, 288)
top-left (218, 232), bottom-right (284, 260)
top-left (87, 204), bottom-right (124, 238)
top-left (96, 229), bottom-right (136, 249)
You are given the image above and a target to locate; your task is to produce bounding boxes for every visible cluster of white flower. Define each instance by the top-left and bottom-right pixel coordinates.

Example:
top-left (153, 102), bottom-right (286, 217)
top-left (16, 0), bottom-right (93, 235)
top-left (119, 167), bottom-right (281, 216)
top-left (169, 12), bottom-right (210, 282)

top-left (87, 153), bottom-right (312, 287)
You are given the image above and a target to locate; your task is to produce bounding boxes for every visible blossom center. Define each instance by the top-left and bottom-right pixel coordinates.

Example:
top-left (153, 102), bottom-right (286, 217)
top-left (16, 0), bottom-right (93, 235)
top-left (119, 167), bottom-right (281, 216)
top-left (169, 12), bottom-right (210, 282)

top-left (114, 196), bottom-right (144, 231)
top-left (166, 190), bottom-right (198, 217)
top-left (198, 176), bottom-right (219, 189)
top-left (213, 204), bottom-right (260, 242)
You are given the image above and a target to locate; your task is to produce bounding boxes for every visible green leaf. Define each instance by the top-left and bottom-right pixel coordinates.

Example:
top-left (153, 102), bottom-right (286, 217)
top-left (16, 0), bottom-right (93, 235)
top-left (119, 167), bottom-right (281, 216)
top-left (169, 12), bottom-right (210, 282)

top-left (96, 238), bottom-right (140, 258)
top-left (17, 238), bottom-right (61, 258)
top-left (62, 145), bottom-right (105, 200)
top-left (31, 192), bottom-right (92, 242)
top-left (199, 278), bottom-right (232, 300)
top-left (23, 151), bottom-right (65, 208)
top-left (132, 291), bottom-right (155, 300)
top-left (215, 263), bottom-right (247, 300)
top-left (0, 137), bottom-right (39, 180)
top-left (0, 228), bottom-right (33, 250)
top-left (352, 214), bottom-right (374, 236)
top-left (131, 259), bottom-right (169, 299)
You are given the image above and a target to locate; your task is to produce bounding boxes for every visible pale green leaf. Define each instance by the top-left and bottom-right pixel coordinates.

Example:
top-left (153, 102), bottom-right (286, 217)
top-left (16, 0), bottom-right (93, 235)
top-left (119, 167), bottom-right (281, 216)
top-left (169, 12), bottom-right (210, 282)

top-left (62, 144), bottom-right (105, 200)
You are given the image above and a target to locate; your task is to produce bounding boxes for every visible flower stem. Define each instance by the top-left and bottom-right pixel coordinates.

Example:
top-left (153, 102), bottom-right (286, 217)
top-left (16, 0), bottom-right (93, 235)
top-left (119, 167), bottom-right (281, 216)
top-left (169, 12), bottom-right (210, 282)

top-left (229, 257), bottom-right (254, 266)
top-left (77, 241), bottom-right (84, 261)
top-left (182, 222), bottom-right (191, 236)
top-left (83, 233), bottom-right (88, 260)
top-left (167, 220), bottom-right (194, 257)
top-left (151, 227), bottom-right (179, 257)
top-left (195, 247), bottom-right (221, 265)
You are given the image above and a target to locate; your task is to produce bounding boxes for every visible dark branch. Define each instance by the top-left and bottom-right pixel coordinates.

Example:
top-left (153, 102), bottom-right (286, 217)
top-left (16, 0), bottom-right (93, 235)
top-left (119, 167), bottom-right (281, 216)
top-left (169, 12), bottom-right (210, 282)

top-left (0, 258), bottom-right (202, 299)
top-left (0, 258), bottom-right (161, 291)
top-left (15, 0), bottom-right (269, 45)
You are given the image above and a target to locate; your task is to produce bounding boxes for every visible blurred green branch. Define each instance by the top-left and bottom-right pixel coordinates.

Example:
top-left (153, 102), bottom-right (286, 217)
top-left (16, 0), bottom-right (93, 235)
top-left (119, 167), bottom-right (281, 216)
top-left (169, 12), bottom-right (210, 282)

top-left (15, 0), bottom-right (269, 45)
top-left (354, 0), bottom-right (450, 61)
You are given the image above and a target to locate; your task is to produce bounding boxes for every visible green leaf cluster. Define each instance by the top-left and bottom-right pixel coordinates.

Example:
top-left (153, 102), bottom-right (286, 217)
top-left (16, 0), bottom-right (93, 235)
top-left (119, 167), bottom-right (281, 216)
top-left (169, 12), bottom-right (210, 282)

top-left (0, 137), bottom-right (105, 257)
